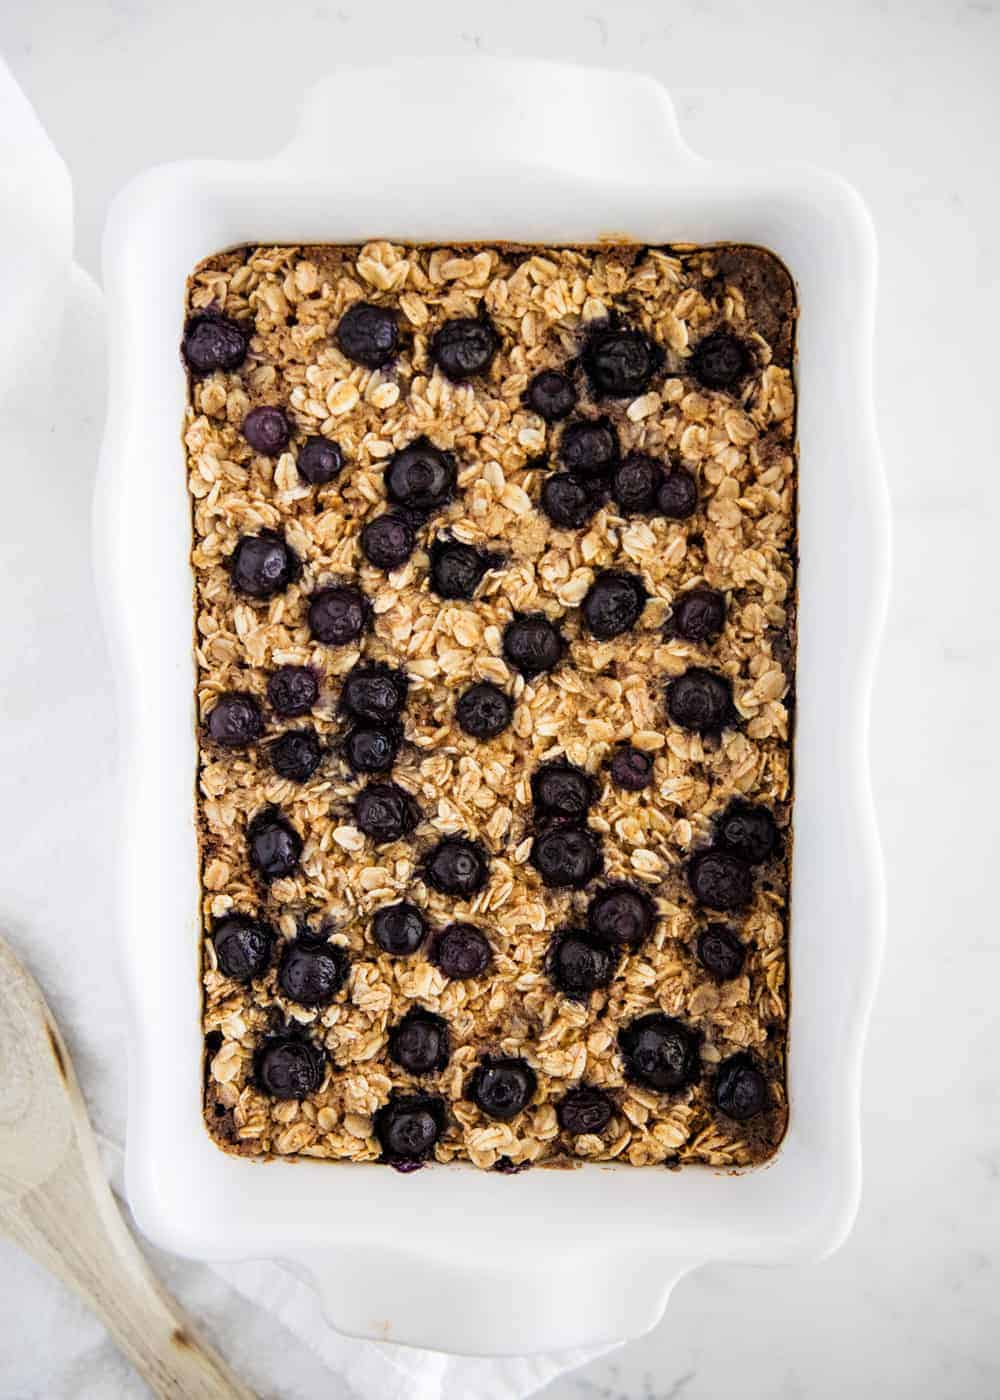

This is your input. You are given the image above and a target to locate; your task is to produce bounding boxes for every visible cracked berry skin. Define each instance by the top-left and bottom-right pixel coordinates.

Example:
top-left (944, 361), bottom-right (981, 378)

top-left (456, 682), bottom-right (512, 740)
top-left (696, 924), bottom-right (746, 980)
top-left (308, 584), bottom-right (369, 646)
top-left (531, 762), bottom-right (593, 822)
top-left (389, 1009), bottom-right (450, 1074)
top-left (582, 570), bottom-right (647, 640)
top-left (343, 723), bottom-right (400, 774)
top-left (181, 312), bottom-right (248, 376)
top-left (610, 746), bottom-right (653, 792)
top-left (540, 472), bottom-right (598, 529)
top-left (468, 1057), bottom-right (537, 1122)
top-left (256, 1037), bottom-right (325, 1099)
top-left (666, 668), bottom-right (734, 733)
top-left (715, 800), bottom-right (780, 865)
top-left (336, 301), bottom-right (399, 368)
top-left (656, 469), bottom-right (699, 520)
top-left (360, 513), bottom-right (415, 571)
top-left (431, 317), bottom-right (499, 381)
top-left (267, 666), bottom-right (317, 718)
top-left (431, 923), bottom-right (493, 979)
top-left (619, 1013), bottom-right (700, 1092)
top-left (230, 533), bottom-right (299, 599)
top-left (691, 330), bottom-right (751, 391)
top-left (429, 539), bottom-right (494, 600)
top-left (340, 664), bottom-right (408, 724)
top-left (206, 692), bottom-right (262, 748)
top-left (612, 453), bottom-right (661, 514)
top-left (242, 405), bottom-right (290, 457)
top-left (582, 325), bottom-right (661, 399)
top-left (296, 434), bottom-right (343, 485)
top-left (247, 808), bottom-right (302, 880)
top-left (531, 826), bottom-right (602, 889)
top-left (384, 440), bottom-right (456, 513)
top-left (559, 418), bottom-right (620, 480)
top-left (372, 901), bottom-right (426, 956)
top-left (375, 1093), bottom-right (446, 1164)
top-left (687, 850), bottom-right (753, 910)
top-left (715, 1053), bottom-right (768, 1120)
top-left (525, 369), bottom-right (577, 422)
top-left (424, 837), bottom-right (490, 897)
top-left (278, 941), bottom-right (348, 1007)
top-left (271, 728), bottom-right (323, 782)
top-left (672, 587), bottom-right (726, 643)
top-left (212, 914), bottom-right (273, 982)
top-left (502, 613), bottom-right (564, 678)
top-left (587, 883), bottom-right (656, 949)
top-left (557, 1085), bottom-right (614, 1136)
top-left (354, 782), bottom-right (420, 844)
top-left (548, 931), bottom-right (616, 999)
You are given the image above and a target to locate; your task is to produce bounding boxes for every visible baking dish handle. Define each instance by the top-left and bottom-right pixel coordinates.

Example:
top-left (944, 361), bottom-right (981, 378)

top-left (285, 58), bottom-right (699, 187)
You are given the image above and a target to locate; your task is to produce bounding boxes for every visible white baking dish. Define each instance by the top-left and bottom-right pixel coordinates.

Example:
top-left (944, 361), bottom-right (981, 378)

top-left (95, 59), bottom-right (888, 1356)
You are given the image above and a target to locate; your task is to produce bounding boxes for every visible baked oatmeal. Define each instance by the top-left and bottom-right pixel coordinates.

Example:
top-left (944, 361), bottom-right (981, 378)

top-left (184, 242), bottom-right (796, 1171)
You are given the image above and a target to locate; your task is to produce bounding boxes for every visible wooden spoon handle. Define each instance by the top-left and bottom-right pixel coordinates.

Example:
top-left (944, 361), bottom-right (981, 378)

top-left (1, 1141), bottom-right (253, 1399)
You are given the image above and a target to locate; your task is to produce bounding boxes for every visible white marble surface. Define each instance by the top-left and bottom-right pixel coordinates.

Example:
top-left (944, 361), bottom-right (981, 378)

top-left (1, 0), bottom-right (998, 1396)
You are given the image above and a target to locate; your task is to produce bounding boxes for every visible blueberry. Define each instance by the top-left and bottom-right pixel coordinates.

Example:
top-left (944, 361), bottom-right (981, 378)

top-left (715, 1053), bottom-right (768, 1120)
top-left (531, 827), bottom-right (602, 889)
top-left (181, 312), bottom-right (249, 376)
top-left (672, 588), bottom-right (726, 642)
top-left (429, 539), bottom-right (495, 600)
top-left (385, 440), bottom-right (456, 513)
top-left (361, 513), bottom-right (416, 571)
top-left (656, 470), bottom-right (699, 519)
top-left (531, 762), bottom-right (593, 821)
top-left (582, 570), bottom-right (647, 640)
top-left (267, 666), bottom-right (318, 717)
top-left (548, 931), bottom-right (616, 999)
top-left (242, 405), bottom-right (290, 457)
top-left (502, 613), bottom-right (564, 678)
top-left (456, 682), bottom-right (512, 739)
top-left (587, 883), bottom-right (656, 949)
top-left (611, 453), bottom-right (661, 514)
top-left (696, 924), bottom-right (746, 980)
top-left (557, 1086), bottom-right (614, 1136)
top-left (389, 1009), bottom-right (450, 1074)
top-left (247, 808), bottom-right (302, 880)
top-left (525, 369), bottom-right (577, 422)
top-left (582, 326), bottom-right (661, 399)
top-left (618, 1013), bottom-right (700, 1092)
top-left (230, 532), bottom-right (299, 599)
top-left (715, 800), bottom-right (779, 865)
top-left (468, 1057), bottom-right (537, 1122)
top-left (431, 923), bottom-right (493, 979)
top-left (270, 728), bottom-right (322, 782)
top-left (308, 584), bottom-right (369, 645)
top-left (665, 668), bottom-right (734, 732)
top-left (336, 302), bottom-right (399, 369)
top-left (340, 664), bottom-right (408, 724)
top-left (430, 317), bottom-right (499, 381)
top-left (372, 901), bottom-right (426, 956)
top-left (610, 746), bottom-right (653, 791)
top-left (206, 692), bottom-right (262, 748)
top-left (424, 837), bottom-right (490, 897)
top-left (297, 435), bottom-right (343, 485)
top-left (212, 914), bottom-right (273, 981)
top-left (691, 330), bottom-right (751, 391)
top-left (540, 473), bottom-right (597, 529)
top-left (374, 1093), bottom-right (446, 1164)
top-left (559, 418), bottom-right (619, 480)
top-left (354, 782), bottom-right (420, 843)
top-left (278, 941), bottom-right (348, 1006)
top-left (256, 1037), bottom-right (325, 1099)
top-left (343, 724), bottom-right (400, 774)
top-left (687, 850), bottom-right (752, 910)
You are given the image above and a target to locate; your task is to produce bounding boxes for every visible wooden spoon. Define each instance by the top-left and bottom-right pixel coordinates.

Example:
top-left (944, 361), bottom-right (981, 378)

top-left (0, 935), bottom-right (254, 1398)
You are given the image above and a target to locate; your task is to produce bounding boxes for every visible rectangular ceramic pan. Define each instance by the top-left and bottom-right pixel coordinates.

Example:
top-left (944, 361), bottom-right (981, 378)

top-left (95, 59), bottom-right (888, 1356)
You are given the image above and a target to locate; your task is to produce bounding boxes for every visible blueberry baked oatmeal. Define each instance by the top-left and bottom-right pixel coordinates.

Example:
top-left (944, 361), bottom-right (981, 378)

top-left (186, 242), bottom-right (796, 1170)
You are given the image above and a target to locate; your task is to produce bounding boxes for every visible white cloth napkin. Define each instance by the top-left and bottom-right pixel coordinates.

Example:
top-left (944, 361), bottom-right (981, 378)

top-left (0, 55), bottom-right (610, 1398)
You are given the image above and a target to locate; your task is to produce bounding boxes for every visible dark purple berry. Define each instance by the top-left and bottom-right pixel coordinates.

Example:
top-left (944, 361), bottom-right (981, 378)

top-left (715, 1053), bottom-right (768, 1120)
top-left (242, 406), bottom-right (290, 457)
top-left (540, 473), bottom-right (597, 529)
top-left (691, 330), bottom-right (751, 391)
top-left (361, 513), bottom-right (415, 571)
top-left (308, 584), bottom-right (369, 645)
top-left (212, 914), bottom-right (273, 981)
top-left (456, 682), bottom-right (512, 739)
top-left (296, 435), bottom-right (343, 485)
top-left (656, 470), bottom-right (699, 519)
top-left (340, 663), bottom-right (408, 724)
top-left (610, 745), bottom-right (653, 791)
top-left (665, 668), bottom-right (734, 732)
top-left (424, 837), bottom-right (490, 897)
top-left (525, 369), bottom-right (577, 422)
top-left (531, 827), bottom-right (602, 889)
top-left (582, 570), bottom-right (647, 641)
top-left (374, 1093), bottom-right (445, 1163)
top-left (247, 808), bottom-right (302, 880)
top-left (502, 613), bottom-right (564, 678)
top-left (389, 1009), bottom-right (450, 1074)
top-left (548, 931), bottom-right (616, 999)
top-left (582, 325), bottom-right (661, 399)
top-left (560, 418), bottom-right (619, 480)
top-left (372, 901), bottom-right (426, 956)
top-left (385, 440), bottom-right (456, 513)
top-left (557, 1086), bottom-right (614, 1136)
top-left (354, 783), bottom-right (420, 843)
top-left (206, 692), bottom-right (262, 748)
top-left (267, 666), bottom-right (318, 717)
top-left (256, 1037), bottom-right (325, 1099)
top-left (336, 301), bottom-right (398, 368)
top-left (618, 1013), bottom-right (700, 1092)
top-left (270, 728), bottom-right (322, 782)
top-left (612, 453), bottom-right (661, 514)
top-left (587, 883), bottom-right (656, 949)
top-left (182, 312), bottom-right (248, 376)
top-left (430, 317), bottom-right (499, 381)
top-left (343, 724), bottom-right (400, 774)
top-left (696, 924), bottom-right (746, 980)
top-left (687, 850), bottom-right (752, 910)
top-left (429, 539), bottom-right (495, 600)
top-left (672, 588), bottom-right (726, 642)
top-left (469, 1057), bottom-right (537, 1122)
top-left (230, 533), bottom-right (299, 599)
top-left (431, 923), bottom-right (492, 979)
top-left (715, 800), bottom-right (779, 865)
top-left (278, 941), bottom-right (348, 1006)
top-left (531, 762), bottom-right (593, 821)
